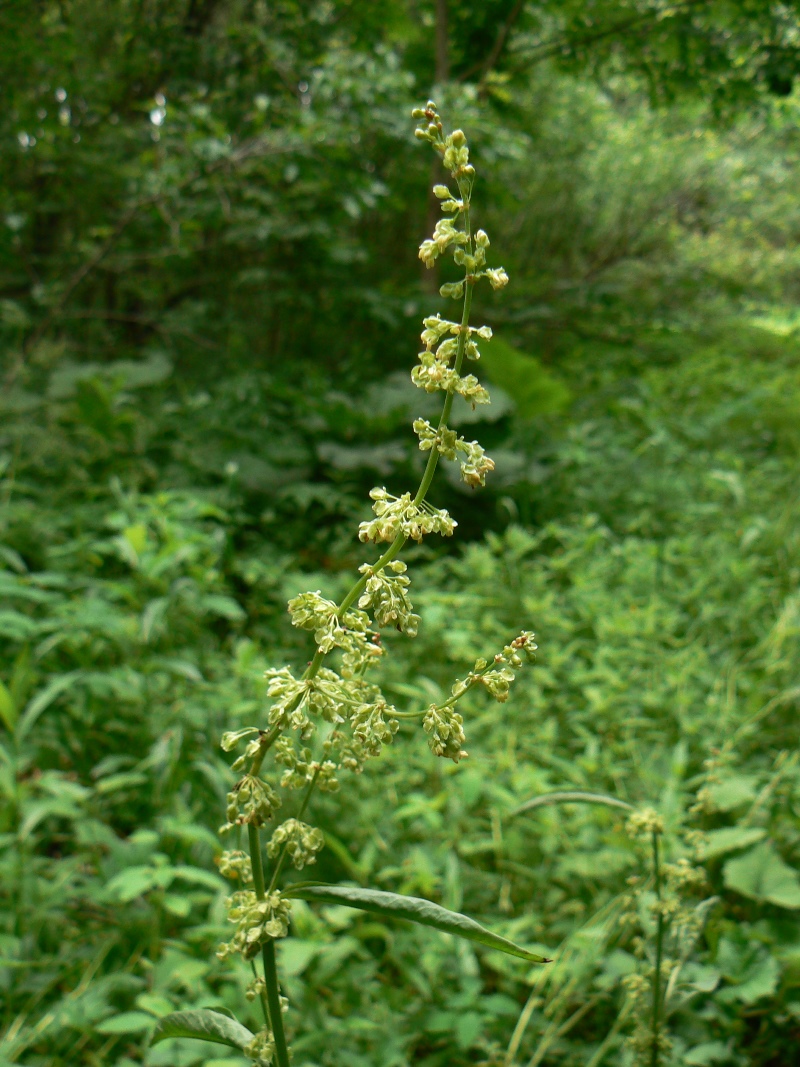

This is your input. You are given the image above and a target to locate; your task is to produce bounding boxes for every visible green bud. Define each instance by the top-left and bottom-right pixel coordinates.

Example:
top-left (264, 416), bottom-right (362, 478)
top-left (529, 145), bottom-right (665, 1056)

top-left (450, 129), bottom-right (466, 147)
top-left (411, 108), bottom-right (426, 119)
top-left (433, 184), bottom-right (450, 198)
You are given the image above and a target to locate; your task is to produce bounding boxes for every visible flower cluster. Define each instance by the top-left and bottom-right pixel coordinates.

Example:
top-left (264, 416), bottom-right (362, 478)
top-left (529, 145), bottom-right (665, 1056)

top-left (210, 105), bottom-right (535, 1062)
top-left (267, 818), bottom-right (325, 870)
top-left (265, 665), bottom-right (354, 732)
top-left (358, 488), bottom-right (456, 544)
top-left (288, 591), bottom-right (372, 655)
top-left (414, 419), bottom-right (495, 487)
top-left (244, 1029), bottom-right (275, 1067)
top-left (217, 849), bottom-right (252, 883)
top-left (358, 560), bottom-right (419, 633)
top-left (423, 705), bottom-right (467, 762)
top-left (350, 697), bottom-right (400, 759)
top-left (221, 774), bottom-right (281, 833)
top-left (423, 634), bottom-right (537, 762)
top-left (217, 889), bottom-right (291, 961)
top-left (619, 812), bottom-right (710, 1066)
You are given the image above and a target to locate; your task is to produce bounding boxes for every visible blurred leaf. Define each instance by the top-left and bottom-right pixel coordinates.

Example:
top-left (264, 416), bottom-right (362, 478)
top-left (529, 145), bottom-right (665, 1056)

top-left (699, 826), bottom-right (767, 861)
top-left (0, 681), bottom-right (16, 734)
top-left (724, 843), bottom-right (800, 909)
top-left (96, 1011), bottom-right (155, 1034)
top-left (479, 336), bottom-right (572, 418)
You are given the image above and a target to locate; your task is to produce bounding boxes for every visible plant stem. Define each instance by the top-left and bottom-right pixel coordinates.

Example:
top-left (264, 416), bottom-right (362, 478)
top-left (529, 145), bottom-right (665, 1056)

top-left (318, 203), bottom-right (474, 665)
top-left (245, 177), bottom-right (476, 1067)
top-left (248, 823), bottom-right (266, 898)
top-left (248, 823), bottom-right (291, 1066)
top-left (262, 939), bottom-right (290, 1067)
top-left (650, 830), bottom-right (664, 1067)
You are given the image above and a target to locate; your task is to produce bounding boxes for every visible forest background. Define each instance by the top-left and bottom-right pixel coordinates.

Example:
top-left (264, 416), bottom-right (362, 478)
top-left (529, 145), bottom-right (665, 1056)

top-left (2, 1), bottom-right (800, 1065)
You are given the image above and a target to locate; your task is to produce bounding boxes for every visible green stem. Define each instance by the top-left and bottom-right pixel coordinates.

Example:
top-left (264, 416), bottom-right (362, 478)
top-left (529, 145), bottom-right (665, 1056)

top-left (262, 939), bottom-right (290, 1067)
top-left (319, 204), bottom-right (474, 670)
top-left (248, 823), bottom-right (291, 1067)
top-left (248, 823), bottom-right (266, 898)
top-left (244, 180), bottom-right (477, 1067)
top-left (651, 830), bottom-right (664, 1067)
top-left (250, 723), bottom-right (283, 778)
top-left (250, 959), bottom-right (271, 1031)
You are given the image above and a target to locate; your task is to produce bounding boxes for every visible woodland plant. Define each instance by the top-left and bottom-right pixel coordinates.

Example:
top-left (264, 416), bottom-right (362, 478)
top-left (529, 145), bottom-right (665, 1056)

top-left (148, 103), bottom-right (544, 1066)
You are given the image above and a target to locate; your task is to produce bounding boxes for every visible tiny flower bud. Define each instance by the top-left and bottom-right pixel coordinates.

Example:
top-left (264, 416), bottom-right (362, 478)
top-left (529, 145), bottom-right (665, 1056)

top-left (433, 184), bottom-right (450, 198)
top-left (450, 129), bottom-right (466, 146)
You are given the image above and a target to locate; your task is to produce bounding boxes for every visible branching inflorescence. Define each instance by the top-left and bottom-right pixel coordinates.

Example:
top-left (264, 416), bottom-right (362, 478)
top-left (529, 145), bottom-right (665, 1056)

top-left (151, 103), bottom-right (539, 1067)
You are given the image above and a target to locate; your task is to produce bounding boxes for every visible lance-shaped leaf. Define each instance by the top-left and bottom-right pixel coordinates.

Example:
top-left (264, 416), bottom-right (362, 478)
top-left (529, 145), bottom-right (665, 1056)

top-left (150, 1009), bottom-right (254, 1050)
top-left (510, 791), bottom-right (634, 818)
top-left (284, 883), bottom-right (550, 963)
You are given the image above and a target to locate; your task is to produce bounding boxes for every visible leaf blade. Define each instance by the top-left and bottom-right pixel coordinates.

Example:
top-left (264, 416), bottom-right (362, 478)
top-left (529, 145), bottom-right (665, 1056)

top-left (284, 883), bottom-right (550, 963)
top-left (510, 791), bottom-right (634, 817)
top-left (150, 1009), bottom-right (253, 1050)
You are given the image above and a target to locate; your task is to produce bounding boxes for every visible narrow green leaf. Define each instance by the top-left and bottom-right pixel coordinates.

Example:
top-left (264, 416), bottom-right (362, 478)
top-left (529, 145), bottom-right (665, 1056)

top-left (510, 791), bottom-right (634, 817)
top-left (17, 672), bottom-right (82, 744)
top-left (150, 1009), bottom-right (253, 1050)
top-left (0, 680), bottom-right (16, 734)
top-left (284, 883), bottom-right (550, 963)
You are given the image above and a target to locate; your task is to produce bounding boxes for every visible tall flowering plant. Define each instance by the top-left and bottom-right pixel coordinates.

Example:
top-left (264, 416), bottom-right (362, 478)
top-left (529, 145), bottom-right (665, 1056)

top-left (149, 103), bottom-right (546, 1067)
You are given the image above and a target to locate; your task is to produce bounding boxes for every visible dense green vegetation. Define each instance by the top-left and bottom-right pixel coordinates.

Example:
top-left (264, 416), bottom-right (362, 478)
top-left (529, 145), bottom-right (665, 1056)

top-left (3, 3), bottom-right (800, 1065)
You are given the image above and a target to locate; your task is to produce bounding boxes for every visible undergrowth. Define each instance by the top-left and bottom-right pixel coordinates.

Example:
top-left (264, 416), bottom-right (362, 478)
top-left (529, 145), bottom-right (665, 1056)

top-left (2, 117), bottom-right (800, 1067)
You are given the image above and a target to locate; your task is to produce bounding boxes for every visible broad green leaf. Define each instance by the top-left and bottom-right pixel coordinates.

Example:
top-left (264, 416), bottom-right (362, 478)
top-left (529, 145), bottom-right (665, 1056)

top-left (162, 893), bottom-right (192, 917)
top-left (480, 335), bottom-right (572, 418)
top-left (716, 933), bottom-right (779, 1004)
top-left (201, 594), bottom-right (246, 621)
top-left (685, 1041), bottom-right (735, 1065)
top-left (150, 1009), bottom-right (253, 1050)
top-left (699, 826), bottom-right (766, 861)
top-left (96, 1011), bottom-right (155, 1034)
top-left (511, 791), bottom-right (634, 817)
top-left (171, 865), bottom-right (226, 891)
top-left (105, 864), bottom-right (173, 901)
top-left (284, 883), bottom-right (550, 963)
top-left (724, 843), bottom-right (800, 908)
top-left (706, 777), bottom-right (758, 813)
top-left (135, 993), bottom-right (174, 1017)
top-left (123, 523), bottom-right (148, 556)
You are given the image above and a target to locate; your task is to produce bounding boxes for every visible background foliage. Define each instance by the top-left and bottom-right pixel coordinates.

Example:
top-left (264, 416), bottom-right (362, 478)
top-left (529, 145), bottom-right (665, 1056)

top-left (2, 2), bottom-right (800, 1065)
